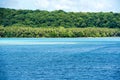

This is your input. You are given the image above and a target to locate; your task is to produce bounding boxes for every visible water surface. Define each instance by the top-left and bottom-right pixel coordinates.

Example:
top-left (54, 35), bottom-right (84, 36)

top-left (0, 38), bottom-right (120, 80)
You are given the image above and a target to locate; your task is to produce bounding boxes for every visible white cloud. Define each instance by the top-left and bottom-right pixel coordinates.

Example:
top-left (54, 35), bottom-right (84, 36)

top-left (52, 0), bottom-right (75, 10)
top-left (35, 0), bottom-right (50, 8)
top-left (76, 0), bottom-right (115, 12)
top-left (32, 0), bottom-right (117, 12)
top-left (0, 0), bottom-right (119, 12)
top-left (33, 0), bottom-right (77, 11)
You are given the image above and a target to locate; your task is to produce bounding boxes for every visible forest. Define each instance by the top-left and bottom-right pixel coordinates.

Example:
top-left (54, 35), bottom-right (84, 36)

top-left (0, 26), bottom-right (120, 37)
top-left (0, 8), bottom-right (120, 37)
top-left (1, 8), bottom-right (120, 28)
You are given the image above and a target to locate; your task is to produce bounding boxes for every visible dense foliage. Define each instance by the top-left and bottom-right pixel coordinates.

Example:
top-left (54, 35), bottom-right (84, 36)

top-left (0, 26), bottom-right (120, 37)
top-left (0, 8), bottom-right (120, 28)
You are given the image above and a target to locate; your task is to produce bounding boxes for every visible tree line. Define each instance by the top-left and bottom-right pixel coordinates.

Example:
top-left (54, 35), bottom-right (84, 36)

top-left (0, 8), bottom-right (120, 28)
top-left (0, 26), bottom-right (120, 37)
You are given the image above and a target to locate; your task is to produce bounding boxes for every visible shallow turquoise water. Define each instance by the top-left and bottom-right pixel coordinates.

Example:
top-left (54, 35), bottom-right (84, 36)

top-left (0, 38), bottom-right (120, 80)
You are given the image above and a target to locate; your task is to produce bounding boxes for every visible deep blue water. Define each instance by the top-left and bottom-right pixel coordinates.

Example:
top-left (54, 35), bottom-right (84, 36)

top-left (0, 38), bottom-right (120, 80)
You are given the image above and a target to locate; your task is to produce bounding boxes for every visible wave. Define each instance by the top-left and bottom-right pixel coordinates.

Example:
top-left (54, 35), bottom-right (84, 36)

top-left (0, 41), bottom-right (77, 45)
top-left (0, 41), bottom-right (117, 45)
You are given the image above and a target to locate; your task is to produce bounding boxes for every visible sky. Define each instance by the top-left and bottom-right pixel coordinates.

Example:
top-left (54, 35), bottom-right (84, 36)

top-left (0, 0), bottom-right (120, 12)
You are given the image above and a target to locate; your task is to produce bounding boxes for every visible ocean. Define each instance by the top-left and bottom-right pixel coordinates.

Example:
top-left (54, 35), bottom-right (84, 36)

top-left (0, 38), bottom-right (120, 80)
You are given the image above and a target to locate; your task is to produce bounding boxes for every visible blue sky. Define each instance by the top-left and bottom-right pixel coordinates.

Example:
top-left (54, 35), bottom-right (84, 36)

top-left (0, 0), bottom-right (120, 12)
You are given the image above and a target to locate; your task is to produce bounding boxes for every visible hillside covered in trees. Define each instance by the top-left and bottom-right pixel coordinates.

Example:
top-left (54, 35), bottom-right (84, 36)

top-left (0, 8), bottom-right (120, 37)
top-left (0, 8), bottom-right (120, 28)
